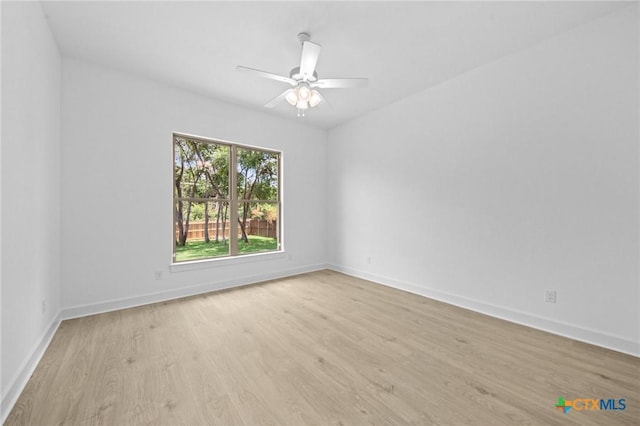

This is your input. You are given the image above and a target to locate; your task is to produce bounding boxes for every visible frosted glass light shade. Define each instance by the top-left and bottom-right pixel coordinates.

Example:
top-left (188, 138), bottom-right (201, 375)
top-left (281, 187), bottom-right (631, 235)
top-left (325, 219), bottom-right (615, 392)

top-left (285, 90), bottom-right (298, 106)
top-left (298, 85), bottom-right (311, 101)
top-left (309, 90), bottom-right (322, 107)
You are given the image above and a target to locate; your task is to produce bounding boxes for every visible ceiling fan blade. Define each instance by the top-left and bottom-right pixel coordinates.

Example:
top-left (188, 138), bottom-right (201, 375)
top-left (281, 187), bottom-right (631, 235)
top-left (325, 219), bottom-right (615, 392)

top-left (299, 41), bottom-right (321, 78)
top-left (236, 66), bottom-right (296, 85)
top-left (264, 89), bottom-right (293, 108)
top-left (313, 78), bottom-right (368, 89)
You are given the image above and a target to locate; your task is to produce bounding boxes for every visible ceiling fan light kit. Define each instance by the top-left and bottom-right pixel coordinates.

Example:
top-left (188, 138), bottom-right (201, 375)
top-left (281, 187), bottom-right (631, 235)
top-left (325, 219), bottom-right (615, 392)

top-left (236, 32), bottom-right (368, 117)
top-left (285, 82), bottom-right (322, 116)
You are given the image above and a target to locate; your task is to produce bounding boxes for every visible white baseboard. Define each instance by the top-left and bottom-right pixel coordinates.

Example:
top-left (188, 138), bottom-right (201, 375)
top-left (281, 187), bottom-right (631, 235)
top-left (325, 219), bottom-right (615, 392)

top-left (328, 264), bottom-right (639, 357)
top-left (61, 263), bottom-right (327, 320)
top-left (1, 314), bottom-right (62, 424)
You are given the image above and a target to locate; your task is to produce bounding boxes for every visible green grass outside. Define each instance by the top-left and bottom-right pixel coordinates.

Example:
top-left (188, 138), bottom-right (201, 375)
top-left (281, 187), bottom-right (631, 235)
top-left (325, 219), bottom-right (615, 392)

top-left (175, 235), bottom-right (277, 262)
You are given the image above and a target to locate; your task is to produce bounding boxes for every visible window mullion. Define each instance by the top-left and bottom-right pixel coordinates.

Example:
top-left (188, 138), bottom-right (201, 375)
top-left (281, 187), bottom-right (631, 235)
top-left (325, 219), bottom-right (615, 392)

top-left (229, 145), bottom-right (238, 256)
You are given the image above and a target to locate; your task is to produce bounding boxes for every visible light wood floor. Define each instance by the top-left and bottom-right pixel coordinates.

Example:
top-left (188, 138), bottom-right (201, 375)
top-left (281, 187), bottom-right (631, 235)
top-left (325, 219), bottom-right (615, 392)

top-left (6, 270), bottom-right (639, 425)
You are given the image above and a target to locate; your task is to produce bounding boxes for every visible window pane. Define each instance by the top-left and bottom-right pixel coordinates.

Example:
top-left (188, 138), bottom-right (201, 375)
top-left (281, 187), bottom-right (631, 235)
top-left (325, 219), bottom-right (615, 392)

top-left (174, 200), bottom-right (231, 261)
top-left (237, 148), bottom-right (278, 201)
top-left (237, 202), bottom-right (279, 254)
top-left (174, 137), bottom-right (229, 199)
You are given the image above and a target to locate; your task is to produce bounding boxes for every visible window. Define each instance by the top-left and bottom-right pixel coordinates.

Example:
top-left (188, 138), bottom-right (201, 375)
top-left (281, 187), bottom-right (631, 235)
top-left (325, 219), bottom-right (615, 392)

top-left (173, 133), bottom-right (281, 263)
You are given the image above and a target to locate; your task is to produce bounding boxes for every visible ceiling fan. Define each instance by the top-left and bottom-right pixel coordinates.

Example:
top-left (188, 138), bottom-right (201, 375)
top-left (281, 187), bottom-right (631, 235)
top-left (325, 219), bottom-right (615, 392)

top-left (236, 32), bottom-right (368, 117)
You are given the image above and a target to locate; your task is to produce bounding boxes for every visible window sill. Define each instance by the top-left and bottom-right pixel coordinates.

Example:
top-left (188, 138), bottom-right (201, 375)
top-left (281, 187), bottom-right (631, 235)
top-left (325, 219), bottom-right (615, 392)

top-left (170, 250), bottom-right (287, 273)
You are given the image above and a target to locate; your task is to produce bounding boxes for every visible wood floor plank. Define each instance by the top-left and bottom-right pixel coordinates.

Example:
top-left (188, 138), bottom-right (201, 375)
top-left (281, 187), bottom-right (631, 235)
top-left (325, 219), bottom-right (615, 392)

top-left (6, 270), bottom-right (639, 425)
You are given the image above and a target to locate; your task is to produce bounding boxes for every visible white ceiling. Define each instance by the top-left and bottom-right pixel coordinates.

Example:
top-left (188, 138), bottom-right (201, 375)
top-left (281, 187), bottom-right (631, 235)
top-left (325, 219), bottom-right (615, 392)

top-left (40, 1), bottom-right (625, 129)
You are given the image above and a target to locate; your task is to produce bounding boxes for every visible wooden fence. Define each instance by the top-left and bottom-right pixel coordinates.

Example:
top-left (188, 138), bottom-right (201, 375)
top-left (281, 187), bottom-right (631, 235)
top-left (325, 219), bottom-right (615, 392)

top-left (176, 219), bottom-right (277, 241)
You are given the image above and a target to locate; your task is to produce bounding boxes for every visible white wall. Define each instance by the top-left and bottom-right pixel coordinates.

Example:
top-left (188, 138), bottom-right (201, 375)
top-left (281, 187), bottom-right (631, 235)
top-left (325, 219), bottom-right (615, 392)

top-left (1, 0), bottom-right (62, 416)
top-left (60, 59), bottom-right (327, 314)
top-left (327, 5), bottom-right (639, 355)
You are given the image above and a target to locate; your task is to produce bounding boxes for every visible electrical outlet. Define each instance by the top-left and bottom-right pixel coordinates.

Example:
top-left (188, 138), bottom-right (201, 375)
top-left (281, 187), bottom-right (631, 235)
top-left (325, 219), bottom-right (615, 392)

top-left (41, 299), bottom-right (46, 314)
top-left (155, 271), bottom-right (162, 281)
top-left (545, 290), bottom-right (557, 304)
top-left (366, 256), bottom-right (371, 265)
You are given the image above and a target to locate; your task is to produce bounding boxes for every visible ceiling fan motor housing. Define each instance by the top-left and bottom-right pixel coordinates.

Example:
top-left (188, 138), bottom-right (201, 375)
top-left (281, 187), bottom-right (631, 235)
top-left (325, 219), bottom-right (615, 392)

top-left (289, 67), bottom-right (318, 82)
